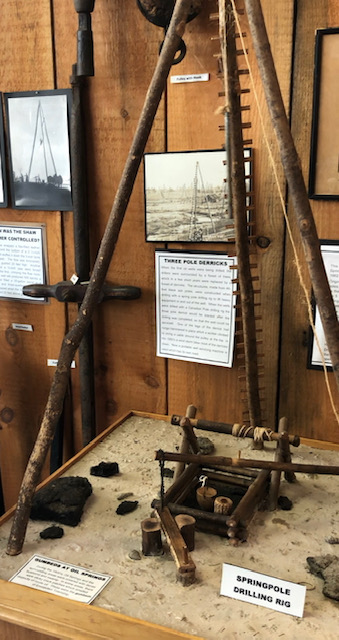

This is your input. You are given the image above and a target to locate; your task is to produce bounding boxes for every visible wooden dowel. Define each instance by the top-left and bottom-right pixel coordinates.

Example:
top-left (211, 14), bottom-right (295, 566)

top-left (173, 405), bottom-right (197, 481)
top-left (162, 463), bottom-right (200, 506)
top-left (268, 417), bottom-right (287, 511)
top-left (141, 517), bottom-right (163, 556)
top-left (155, 450), bottom-right (339, 476)
top-left (227, 468), bottom-right (270, 529)
top-left (170, 415), bottom-right (300, 447)
top-left (175, 514), bottom-right (196, 551)
top-left (202, 469), bottom-right (252, 488)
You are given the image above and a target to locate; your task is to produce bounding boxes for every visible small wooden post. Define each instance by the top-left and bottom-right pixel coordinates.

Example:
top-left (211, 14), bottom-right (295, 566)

top-left (141, 517), bottom-right (163, 556)
top-left (173, 404), bottom-right (197, 481)
top-left (175, 514), bottom-right (196, 551)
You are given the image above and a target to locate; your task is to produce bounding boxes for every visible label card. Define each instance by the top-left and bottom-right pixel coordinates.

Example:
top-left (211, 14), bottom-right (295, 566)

top-left (170, 73), bottom-right (209, 84)
top-left (10, 554), bottom-right (112, 604)
top-left (220, 563), bottom-right (306, 618)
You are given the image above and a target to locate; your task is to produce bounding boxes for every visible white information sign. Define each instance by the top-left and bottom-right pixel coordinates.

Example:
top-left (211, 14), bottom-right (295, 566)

top-left (311, 243), bottom-right (339, 367)
top-left (220, 563), bottom-right (306, 618)
top-left (170, 73), bottom-right (209, 84)
top-left (10, 554), bottom-right (112, 604)
top-left (155, 251), bottom-right (236, 367)
top-left (0, 223), bottom-right (46, 301)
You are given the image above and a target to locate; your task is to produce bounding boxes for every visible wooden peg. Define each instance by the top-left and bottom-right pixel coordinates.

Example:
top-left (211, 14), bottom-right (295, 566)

top-left (175, 514), bottom-right (196, 551)
top-left (141, 517), bottom-right (163, 556)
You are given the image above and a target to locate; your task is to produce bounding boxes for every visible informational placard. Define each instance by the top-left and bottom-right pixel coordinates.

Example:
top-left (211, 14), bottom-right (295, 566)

top-left (220, 563), bottom-right (306, 618)
top-left (155, 251), bottom-right (237, 367)
top-left (310, 242), bottom-right (339, 368)
top-left (0, 223), bottom-right (47, 301)
top-left (170, 73), bottom-right (209, 84)
top-left (10, 555), bottom-right (112, 604)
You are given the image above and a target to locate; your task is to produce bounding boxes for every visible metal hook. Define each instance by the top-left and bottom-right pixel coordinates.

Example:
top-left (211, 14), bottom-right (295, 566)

top-left (199, 474), bottom-right (208, 488)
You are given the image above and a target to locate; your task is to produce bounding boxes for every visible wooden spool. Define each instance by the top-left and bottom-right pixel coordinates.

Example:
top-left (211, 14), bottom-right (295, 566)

top-left (141, 517), bottom-right (163, 556)
top-left (196, 486), bottom-right (217, 511)
top-left (175, 514), bottom-right (196, 552)
top-left (214, 496), bottom-right (233, 515)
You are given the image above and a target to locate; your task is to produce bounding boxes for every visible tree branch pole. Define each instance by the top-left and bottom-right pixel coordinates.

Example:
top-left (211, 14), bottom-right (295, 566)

top-left (6, 0), bottom-right (195, 556)
top-left (223, 2), bottom-right (262, 430)
top-left (243, 0), bottom-right (339, 393)
top-left (155, 450), bottom-right (339, 476)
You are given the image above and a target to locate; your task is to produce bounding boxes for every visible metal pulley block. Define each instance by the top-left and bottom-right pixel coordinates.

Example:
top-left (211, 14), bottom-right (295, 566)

top-left (136, 0), bottom-right (201, 64)
top-left (22, 280), bottom-right (141, 303)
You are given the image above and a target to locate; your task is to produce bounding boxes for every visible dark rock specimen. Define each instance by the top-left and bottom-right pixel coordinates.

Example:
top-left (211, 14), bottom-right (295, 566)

top-left (277, 495), bottom-right (293, 510)
top-left (40, 525), bottom-right (64, 540)
top-left (307, 554), bottom-right (339, 600)
top-left (116, 500), bottom-right (139, 515)
top-left (31, 477), bottom-right (92, 527)
top-left (90, 461), bottom-right (119, 477)
top-left (197, 436), bottom-right (215, 455)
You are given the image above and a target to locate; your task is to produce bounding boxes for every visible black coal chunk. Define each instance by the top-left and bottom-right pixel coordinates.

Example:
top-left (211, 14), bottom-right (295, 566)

top-left (31, 477), bottom-right (92, 527)
top-left (90, 461), bottom-right (119, 477)
top-left (116, 500), bottom-right (138, 515)
top-left (40, 525), bottom-right (64, 540)
top-left (277, 495), bottom-right (293, 510)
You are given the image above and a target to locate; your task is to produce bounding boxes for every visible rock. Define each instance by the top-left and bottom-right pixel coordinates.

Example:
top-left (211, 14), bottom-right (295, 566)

top-left (307, 555), bottom-right (339, 600)
top-left (277, 495), bottom-right (293, 510)
top-left (129, 549), bottom-right (141, 561)
top-left (116, 500), bottom-right (139, 515)
top-left (31, 477), bottom-right (92, 527)
top-left (39, 525), bottom-right (64, 540)
top-left (118, 492), bottom-right (134, 500)
top-left (163, 467), bottom-right (174, 478)
top-left (197, 436), bottom-right (215, 455)
top-left (90, 461), bottom-right (119, 477)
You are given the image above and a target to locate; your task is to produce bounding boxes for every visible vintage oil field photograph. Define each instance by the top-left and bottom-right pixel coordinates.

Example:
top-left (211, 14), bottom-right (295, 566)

top-left (144, 149), bottom-right (231, 242)
top-left (5, 90), bottom-right (72, 211)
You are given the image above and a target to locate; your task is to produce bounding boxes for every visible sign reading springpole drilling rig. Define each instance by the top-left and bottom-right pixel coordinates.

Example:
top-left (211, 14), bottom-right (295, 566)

top-left (155, 250), bottom-right (237, 368)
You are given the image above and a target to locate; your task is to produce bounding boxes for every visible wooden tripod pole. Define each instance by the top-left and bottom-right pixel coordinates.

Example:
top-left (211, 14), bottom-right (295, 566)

top-left (6, 0), bottom-right (195, 556)
top-left (222, 2), bottom-right (262, 430)
top-left (243, 0), bottom-right (339, 394)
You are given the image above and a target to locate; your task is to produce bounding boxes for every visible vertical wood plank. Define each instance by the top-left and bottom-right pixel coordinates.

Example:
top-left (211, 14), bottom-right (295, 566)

top-left (166, 0), bottom-right (294, 426)
top-left (279, 1), bottom-right (339, 441)
top-left (53, 0), bottom-right (167, 443)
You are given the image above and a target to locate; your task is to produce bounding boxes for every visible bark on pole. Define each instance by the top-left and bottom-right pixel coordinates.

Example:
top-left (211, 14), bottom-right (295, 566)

top-left (243, 0), bottom-right (339, 394)
top-left (6, 0), bottom-right (195, 556)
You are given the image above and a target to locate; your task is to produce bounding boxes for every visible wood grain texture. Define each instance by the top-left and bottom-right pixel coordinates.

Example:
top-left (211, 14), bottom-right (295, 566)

top-left (279, 1), bottom-right (339, 441)
top-left (53, 0), bottom-right (167, 441)
top-left (166, 0), bottom-right (294, 427)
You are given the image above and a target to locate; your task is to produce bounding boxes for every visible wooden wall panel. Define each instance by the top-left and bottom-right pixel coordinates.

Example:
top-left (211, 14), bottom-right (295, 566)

top-left (166, 0), bottom-right (295, 427)
top-left (279, 1), bottom-right (339, 441)
top-left (53, 0), bottom-right (167, 442)
top-left (0, 3), bottom-right (71, 509)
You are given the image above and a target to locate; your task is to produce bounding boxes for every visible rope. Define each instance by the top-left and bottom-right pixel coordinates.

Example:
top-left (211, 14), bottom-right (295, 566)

top-left (232, 423), bottom-right (274, 442)
top-left (228, 0), bottom-right (339, 426)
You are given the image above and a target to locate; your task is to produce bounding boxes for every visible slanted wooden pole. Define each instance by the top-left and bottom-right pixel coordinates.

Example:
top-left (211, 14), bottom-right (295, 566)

top-left (243, 0), bottom-right (339, 393)
top-left (6, 0), bottom-right (196, 556)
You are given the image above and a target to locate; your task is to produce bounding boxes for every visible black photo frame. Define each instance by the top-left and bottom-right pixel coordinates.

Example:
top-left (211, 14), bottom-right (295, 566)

top-left (0, 95), bottom-right (8, 208)
top-left (144, 148), bottom-right (252, 243)
top-left (307, 240), bottom-right (339, 370)
top-left (309, 28), bottom-right (339, 199)
top-left (5, 89), bottom-right (73, 211)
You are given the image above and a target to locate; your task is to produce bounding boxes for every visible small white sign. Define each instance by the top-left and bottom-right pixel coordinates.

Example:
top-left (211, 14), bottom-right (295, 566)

top-left (47, 359), bottom-right (76, 368)
top-left (10, 555), bottom-right (112, 604)
top-left (220, 563), bottom-right (306, 618)
top-left (11, 323), bottom-right (33, 332)
top-left (170, 73), bottom-right (209, 84)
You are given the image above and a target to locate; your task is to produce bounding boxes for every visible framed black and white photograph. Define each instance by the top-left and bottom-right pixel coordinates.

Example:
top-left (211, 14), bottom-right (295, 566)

top-left (0, 95), bottom-right (8, 208)
top-left (309, 28), bottom-right (339, 199)
top-left (308, 241), bottom-right (339, 369)
top-left (5, 90), bottom-right (72, 211)
top-left (144, 148), bottom-right (252, 242)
